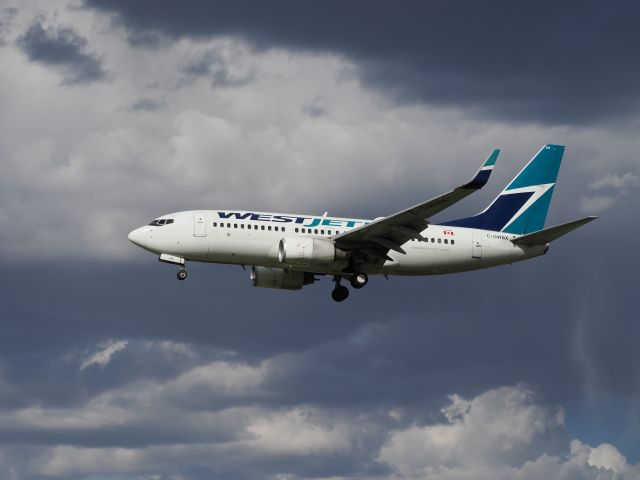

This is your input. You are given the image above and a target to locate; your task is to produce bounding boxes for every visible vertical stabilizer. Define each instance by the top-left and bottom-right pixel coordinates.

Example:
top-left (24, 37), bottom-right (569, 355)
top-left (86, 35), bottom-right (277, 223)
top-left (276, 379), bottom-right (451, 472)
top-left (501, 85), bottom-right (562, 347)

top-left (442, 145), bottom-right (564, 234)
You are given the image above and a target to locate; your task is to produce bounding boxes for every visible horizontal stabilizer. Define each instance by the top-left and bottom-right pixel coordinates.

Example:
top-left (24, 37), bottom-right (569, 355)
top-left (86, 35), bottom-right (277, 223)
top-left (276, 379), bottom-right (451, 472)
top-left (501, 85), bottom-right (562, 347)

top-left (511, 216), bottom-right (597, 246)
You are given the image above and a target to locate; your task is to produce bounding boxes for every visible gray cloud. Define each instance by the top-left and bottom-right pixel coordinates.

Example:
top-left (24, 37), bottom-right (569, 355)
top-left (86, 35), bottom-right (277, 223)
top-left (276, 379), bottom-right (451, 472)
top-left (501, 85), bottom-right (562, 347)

top-left (182, 48), bottom-right (256, 88)
top-left (0, 7), bottom-right (17, 46)
top-left (84, 0), bottom-right (640, 125)
top-left (130, 96), bottom-right (164, 112)
top-left (17, 16), bottom-right (107, 84)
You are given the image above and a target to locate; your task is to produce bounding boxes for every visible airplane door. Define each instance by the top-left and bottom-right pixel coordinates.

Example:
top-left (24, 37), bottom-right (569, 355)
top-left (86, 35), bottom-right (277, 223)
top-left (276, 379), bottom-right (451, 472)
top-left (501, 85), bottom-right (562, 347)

top-left (193, 212), bottom-right (207, 237)
top-left (472, 232), bottom-right (482, 259)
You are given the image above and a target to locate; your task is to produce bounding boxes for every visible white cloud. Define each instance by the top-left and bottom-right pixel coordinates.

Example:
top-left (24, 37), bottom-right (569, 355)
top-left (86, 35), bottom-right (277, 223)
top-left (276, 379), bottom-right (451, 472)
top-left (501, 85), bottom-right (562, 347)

top-left (245, 408), bottom-right (351, 454)
top-left (586, 442), bottom-right (629, 473)
top-left (590, 172), bottom-right (640, 190)
top-left (164, 359), bottom-right (268, 399)
top-left (379, 386), bottom-right (639, 480)
top-left (28, 446), bottom-right (140, 477)
top-left (12, 383), bottom-right (639, 480)
top-left (80, 339), bottom-right (127, 370)
top-left (579, 195), bottom-right (615, 214)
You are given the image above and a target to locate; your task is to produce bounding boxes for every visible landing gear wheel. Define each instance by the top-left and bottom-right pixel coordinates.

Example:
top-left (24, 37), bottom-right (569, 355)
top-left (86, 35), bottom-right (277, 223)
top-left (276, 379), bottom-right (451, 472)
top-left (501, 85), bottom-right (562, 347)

top-left (331, 285), bottom-right (349, 302)
top-left (177, 269), bottom-right (188, 281)
top-left (350, 272), bottom-right (368, 289)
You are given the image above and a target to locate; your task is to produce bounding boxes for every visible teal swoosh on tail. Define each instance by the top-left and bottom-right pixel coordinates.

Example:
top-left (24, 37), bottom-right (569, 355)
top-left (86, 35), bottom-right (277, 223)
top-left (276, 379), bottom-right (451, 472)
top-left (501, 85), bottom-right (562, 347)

top-left (442, 144), bottom-right (564, 234)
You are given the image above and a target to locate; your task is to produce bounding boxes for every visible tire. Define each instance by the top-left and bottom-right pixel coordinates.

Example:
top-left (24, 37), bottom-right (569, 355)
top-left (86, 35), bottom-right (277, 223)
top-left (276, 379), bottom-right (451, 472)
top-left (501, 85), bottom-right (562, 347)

top-left (331, 285), bottom-right (349, 302)
top-left (350, 272), bottom-right (368, 289)
top-left (177, 270), bottom-right (188, 281)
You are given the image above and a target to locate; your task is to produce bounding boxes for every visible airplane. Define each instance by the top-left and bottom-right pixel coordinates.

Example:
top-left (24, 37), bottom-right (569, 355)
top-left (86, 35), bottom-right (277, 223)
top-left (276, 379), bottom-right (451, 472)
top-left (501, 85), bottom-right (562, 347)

top-left (128, 144), bottom-right (597, 302)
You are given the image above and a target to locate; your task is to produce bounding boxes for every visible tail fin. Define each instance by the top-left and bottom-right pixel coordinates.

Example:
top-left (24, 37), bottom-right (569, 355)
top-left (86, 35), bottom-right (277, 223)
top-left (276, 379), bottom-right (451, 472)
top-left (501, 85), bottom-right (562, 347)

top-left (442, 144), bottom-right (564, 234)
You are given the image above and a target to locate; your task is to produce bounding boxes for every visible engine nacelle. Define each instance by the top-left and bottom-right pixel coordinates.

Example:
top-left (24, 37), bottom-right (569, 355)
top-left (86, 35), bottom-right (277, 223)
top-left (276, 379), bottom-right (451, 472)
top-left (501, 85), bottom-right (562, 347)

top-left (250, 266), bottom-right (315, 290)
top-left (278, 237), bottom-right (345, 266)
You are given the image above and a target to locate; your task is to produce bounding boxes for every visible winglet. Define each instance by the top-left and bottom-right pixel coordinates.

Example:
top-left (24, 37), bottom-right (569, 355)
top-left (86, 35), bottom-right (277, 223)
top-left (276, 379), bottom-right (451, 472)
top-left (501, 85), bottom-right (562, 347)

top-left (459, 149), bottom-right (500, 190)
top-left (511, 216), bottom-right (597, 246)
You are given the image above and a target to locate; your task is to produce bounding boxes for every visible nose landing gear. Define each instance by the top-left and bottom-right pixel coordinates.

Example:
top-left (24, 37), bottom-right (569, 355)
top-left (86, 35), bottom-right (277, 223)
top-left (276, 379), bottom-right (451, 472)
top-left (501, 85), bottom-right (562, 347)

top-left (159, 254), bottom-right (188, 281)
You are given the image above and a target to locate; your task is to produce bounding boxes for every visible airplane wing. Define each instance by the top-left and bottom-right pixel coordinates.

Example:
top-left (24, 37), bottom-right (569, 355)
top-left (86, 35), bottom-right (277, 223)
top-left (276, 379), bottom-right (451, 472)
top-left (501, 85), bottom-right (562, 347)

top-left (333, 150), bottom-right (500, 261)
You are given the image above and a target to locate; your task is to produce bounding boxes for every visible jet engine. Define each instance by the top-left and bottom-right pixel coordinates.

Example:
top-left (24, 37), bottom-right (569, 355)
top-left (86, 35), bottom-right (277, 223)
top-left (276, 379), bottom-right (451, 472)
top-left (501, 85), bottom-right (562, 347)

top-left (250, 266), bottom-right (315, 290)
top-left (278, 237), bottom-right (347, 266)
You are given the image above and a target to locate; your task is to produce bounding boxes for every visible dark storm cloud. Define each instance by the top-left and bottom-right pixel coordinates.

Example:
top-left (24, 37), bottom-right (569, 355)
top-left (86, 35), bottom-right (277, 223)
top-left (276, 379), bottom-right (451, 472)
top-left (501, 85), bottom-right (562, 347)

top-left (0, 221), bottom-right (637, 477)
top-left (84, 0), bottom-right (640, 125)
top-left (1, 224), bottom-right (635, 412)
top-left (17, 17), bottom-right (107, 84)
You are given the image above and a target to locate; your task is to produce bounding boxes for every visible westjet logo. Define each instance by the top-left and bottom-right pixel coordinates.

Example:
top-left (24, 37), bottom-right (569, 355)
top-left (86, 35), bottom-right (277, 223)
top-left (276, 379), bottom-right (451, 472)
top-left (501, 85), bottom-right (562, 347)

top-left (217, 211), bottom-right (366, 228)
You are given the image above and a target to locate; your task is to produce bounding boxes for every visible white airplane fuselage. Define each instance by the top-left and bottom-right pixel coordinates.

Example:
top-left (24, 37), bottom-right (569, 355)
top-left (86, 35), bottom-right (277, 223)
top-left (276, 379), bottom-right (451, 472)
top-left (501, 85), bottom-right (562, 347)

top-left (128, 210), bottom-right (546, 277)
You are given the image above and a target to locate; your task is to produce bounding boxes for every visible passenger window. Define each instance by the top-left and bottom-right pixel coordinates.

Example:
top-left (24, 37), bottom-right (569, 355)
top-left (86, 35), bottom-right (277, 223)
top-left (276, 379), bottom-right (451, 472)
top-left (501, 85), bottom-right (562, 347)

top-left (274, 226), bottom-right (278, 231)
top-left (302, 228), bottom-right (306, 233)
top-left (451, 239), bottom-right (455, 245)
top-left (227, 223), bottom-right (231, 228)
top-left (268, 226), bottom-right (272, 231)
top-left (328, 230), bottom-right (332, 235)
top-left (314, 229), bottom-right (318, 234)
top-left (431, 238), bottom-right (434, 243)
top-left (282, 227), bottom-right (286, 232)
top-left (241, 224), bottom-right (245, 229)
top-left (234, 224), bottom-right (237, 228)
top-left (438, 238), bottom-right (441, 243)
top-left (213, 222), bottom-right (217, 227)
top-left (261, 225), bottom-right (265, 230)
top-left (321, 229), bottom-right (325, 235)
top-left (295, 228), bottom-right (299, 233)
top-left (444, 239), bottom-right (448, 244)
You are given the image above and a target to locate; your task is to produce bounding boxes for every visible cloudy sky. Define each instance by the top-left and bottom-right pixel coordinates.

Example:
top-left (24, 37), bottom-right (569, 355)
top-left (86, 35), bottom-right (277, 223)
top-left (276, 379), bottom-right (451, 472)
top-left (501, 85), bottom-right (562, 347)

top-left (1, 1), bottom-right (639, 479)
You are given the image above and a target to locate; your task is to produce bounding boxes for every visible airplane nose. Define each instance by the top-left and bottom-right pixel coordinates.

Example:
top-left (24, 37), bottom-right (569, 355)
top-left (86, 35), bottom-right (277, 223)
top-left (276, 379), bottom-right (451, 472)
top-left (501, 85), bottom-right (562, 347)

top-left (128, 228), bottom-right (144, 247)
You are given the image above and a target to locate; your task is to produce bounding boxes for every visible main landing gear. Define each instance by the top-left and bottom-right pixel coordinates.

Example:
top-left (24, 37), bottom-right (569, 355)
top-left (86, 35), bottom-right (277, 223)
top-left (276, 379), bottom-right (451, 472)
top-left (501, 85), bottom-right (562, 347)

top-left (177, 268), bottom-right (188, 281)
top-left (331, 272), bottom-right (368, 302)
top-left (350, 272), bottom-right (368, 289)
top-left (331, 278), bottom-right (349, 302)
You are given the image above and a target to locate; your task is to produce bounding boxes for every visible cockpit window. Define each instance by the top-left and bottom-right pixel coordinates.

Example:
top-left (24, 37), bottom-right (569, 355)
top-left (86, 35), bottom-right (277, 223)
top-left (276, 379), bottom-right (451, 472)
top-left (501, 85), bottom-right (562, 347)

top-left (148, 218), bottom-right (174, 226)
